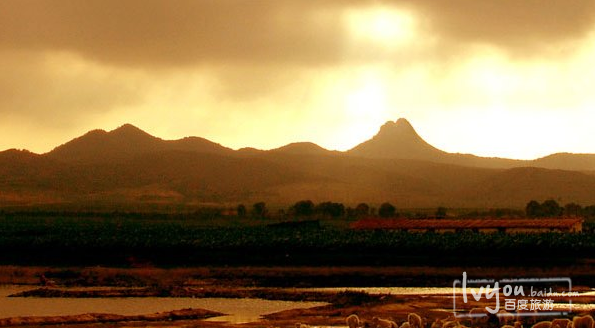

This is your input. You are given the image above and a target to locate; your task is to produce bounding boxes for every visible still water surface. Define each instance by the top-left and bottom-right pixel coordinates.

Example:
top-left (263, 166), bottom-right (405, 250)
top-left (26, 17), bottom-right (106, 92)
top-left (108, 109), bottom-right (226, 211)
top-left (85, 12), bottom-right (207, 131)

top-left (2, 285), bottom-right (594, 324)
top-left (0, 285), bottom-right (327, 324)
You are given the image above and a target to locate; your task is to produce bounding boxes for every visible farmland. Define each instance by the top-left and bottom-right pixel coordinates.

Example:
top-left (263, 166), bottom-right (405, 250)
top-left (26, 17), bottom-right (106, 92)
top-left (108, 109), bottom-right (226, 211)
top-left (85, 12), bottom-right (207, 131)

top-left (1, 211), bottom-right (595, 327)
top-left (1, 212), bottom-right (595, 267)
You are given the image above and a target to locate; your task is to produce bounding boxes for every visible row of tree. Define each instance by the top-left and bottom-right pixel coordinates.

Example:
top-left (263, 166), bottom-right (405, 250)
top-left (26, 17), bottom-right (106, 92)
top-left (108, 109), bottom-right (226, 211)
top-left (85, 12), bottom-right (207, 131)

top-left (236, 200), bottom-right (449, 219)
top-left (238, 199), bottom-right (595, 220)
top-left (236, 201), bottom-right (399, 219)
top-left (526, 199), bottom-right (595, 218)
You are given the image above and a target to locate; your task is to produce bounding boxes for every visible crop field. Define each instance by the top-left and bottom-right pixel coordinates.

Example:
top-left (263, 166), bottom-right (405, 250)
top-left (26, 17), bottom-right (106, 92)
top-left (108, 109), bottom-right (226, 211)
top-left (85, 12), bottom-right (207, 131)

top-left (0, 213), bottom-right (594, 267)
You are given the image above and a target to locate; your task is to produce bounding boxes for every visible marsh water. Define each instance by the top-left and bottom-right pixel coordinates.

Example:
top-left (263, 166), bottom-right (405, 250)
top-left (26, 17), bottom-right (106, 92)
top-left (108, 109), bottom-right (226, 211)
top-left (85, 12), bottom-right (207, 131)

top-left (0, 285), bottom-right (327, 324)
top-left (297, 287), bottom-right (462, 294)
top-left (1, 285), bottom-right (594, 324)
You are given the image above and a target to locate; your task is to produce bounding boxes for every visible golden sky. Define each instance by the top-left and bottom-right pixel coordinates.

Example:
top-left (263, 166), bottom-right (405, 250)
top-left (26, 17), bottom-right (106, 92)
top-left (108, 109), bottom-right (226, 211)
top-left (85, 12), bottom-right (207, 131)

top-left (1, 0), bottom-right (595, 160)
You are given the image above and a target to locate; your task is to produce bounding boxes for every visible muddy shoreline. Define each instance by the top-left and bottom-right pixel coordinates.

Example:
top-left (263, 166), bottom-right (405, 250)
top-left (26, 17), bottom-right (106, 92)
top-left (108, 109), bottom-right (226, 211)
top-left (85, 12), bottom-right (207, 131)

top-left (10, 286), bottom-right (374, 305)
top-left (2, 265), bottom-right (595, 288)
top-left (1, 265), bottom-right (595, 328)
top-left (0, 308), bottom-right (221, 327)
top-left (3, 288), bottom-right (595, 328)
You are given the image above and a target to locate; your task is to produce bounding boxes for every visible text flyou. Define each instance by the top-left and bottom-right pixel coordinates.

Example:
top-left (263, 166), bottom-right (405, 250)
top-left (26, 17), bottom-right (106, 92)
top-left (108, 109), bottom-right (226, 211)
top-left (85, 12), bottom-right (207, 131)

top-left (461, 272), bottom-right (525, 314)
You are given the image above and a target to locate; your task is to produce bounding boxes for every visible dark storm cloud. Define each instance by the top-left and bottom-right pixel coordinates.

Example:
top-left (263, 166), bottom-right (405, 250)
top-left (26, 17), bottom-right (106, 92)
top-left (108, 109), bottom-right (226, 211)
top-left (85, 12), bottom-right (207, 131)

top-left (414, 0), bottom-right (595, 54)
top-left (1, 0), bottom-right (595, 136)
top-left (0, 50), bottom-right (144, 122)
top-left (0, 0), bottom-right (347, 67)
top-left (1, 0), bottom-right (594, 68)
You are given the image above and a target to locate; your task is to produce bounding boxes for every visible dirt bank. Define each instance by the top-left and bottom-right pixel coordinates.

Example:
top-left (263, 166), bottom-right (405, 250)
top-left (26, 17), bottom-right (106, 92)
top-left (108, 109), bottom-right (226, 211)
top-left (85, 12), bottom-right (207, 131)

top-left (2, 265), bottom-right (595, 288)
top-left (0, 308), bottom-right (221, 327)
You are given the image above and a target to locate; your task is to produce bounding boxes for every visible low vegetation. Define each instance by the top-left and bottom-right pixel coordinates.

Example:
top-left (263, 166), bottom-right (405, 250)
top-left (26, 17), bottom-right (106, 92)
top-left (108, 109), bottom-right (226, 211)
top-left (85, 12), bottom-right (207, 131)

top-left (0, 198), bottom-right (594, 266)
top-left (0, 210), bottom-right (594, 266)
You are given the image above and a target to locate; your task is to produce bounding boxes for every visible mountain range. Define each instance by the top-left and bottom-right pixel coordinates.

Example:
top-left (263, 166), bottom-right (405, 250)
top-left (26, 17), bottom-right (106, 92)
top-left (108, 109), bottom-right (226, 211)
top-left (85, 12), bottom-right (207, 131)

top-left (2, 118), bottom-right (595, 208)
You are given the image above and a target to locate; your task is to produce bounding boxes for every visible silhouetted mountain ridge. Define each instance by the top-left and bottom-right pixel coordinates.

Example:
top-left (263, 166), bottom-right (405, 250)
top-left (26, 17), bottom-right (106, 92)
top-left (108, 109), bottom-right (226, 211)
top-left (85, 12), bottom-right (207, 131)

top-left (41, 120), bottom-right (595, 170)
top-left (347, 118), bottom-right (527, 169)
top-left (272, 142), bottom-right (335, 156)
top-left (2, 119), bottom-right (595, 207)
top-left (348, 118), bottom-right (446, 160)
top-left (48, 124), bottom-right (233, 163)
top-left (532, 152), bottom-right (595, 171)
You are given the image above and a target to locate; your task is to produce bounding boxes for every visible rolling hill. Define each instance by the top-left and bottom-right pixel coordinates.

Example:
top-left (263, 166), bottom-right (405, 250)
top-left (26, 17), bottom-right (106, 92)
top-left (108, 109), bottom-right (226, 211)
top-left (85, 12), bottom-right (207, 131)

top-left (47, 124), bottom-right (233, 163)
top-left (1, 120), bottom-right (595, 208)
top-left (346, 118), bottom-right (524, 169)
top-left (348, 118), bottom-right (446, 160)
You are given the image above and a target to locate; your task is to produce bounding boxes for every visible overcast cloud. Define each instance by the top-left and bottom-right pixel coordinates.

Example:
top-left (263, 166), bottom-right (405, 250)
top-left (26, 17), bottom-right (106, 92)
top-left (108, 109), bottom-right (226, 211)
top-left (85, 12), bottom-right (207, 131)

top-left (1, 0), bottom-right (595, 159)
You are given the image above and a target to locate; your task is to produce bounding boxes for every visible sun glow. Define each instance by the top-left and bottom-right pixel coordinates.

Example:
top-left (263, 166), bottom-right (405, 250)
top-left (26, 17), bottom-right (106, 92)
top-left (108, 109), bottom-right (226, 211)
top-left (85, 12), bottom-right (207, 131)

top-left (345, 7), bottom-right (416, 46)
top-left (346, 80), bottom-right (386, 116)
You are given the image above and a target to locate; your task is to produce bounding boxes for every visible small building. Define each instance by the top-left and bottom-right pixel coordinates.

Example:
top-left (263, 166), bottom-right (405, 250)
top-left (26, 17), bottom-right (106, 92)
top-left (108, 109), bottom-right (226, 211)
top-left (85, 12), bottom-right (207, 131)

top-left (350, 217), bottom-right (584, 234)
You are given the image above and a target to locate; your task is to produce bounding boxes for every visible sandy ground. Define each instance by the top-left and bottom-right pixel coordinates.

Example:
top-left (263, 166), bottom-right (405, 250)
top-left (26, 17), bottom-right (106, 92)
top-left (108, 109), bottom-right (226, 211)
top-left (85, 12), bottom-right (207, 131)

top-left (4, 286), bottom-right (595, 328)
top-left (1, 266), bottom-right (594, 328)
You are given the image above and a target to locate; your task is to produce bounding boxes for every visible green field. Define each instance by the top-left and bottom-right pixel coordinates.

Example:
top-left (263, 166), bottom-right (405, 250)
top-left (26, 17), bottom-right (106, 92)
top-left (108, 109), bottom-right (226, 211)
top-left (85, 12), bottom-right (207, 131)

top-left (1, 212), bottom-right (594, 266)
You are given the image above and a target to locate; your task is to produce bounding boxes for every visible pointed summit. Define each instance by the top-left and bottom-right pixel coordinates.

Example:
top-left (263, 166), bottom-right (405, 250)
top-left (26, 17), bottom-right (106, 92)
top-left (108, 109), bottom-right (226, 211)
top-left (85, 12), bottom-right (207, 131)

top-left (376, 118), bottom-right (420, 140)
top-left (395, 117), bottom-right (414, 129)
top-left (348, 118), bottom-right (445, 160)
top-left (114, 123), bottom-right (138, 130)
top-left (46, 123), bottom-right (232, 163)
top-left (108, 123), bottom-right (160, 144)
top-left (47, 124), bottom-right (161, 163)
top-left (272, 142), bottom-right (331, 155)
top-left (111, 123), bottom-right (149, 135)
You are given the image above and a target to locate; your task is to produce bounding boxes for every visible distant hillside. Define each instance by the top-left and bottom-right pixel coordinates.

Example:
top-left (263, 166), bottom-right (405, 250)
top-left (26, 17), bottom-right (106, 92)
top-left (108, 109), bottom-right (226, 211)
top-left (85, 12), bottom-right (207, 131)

top-left (271, 142), bottom-right (334, 156)
top-left (48, 124), bottom-right (233, 163)
top-left (532, 153), bottom-right (595, 171)
top-left (457, 167), bottom-right (595, 207)
top-left (347, 118), bottom-right (523, 169)
top-left (1, 119), bottom-right (595, 208)
top-left (348, 118), bottom-right (446, 160)
top-left (40, 119), bottom-right (595, 171)
top-left (2, 149), bottom-right (595, 208)
top-left (346, 118), bottom-right (595, 171)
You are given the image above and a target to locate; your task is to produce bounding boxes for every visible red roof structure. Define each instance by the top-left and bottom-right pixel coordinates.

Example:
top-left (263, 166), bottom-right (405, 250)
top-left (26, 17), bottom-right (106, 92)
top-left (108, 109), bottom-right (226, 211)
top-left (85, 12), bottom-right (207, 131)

top-left (350, 217), bottom-right (583, 233)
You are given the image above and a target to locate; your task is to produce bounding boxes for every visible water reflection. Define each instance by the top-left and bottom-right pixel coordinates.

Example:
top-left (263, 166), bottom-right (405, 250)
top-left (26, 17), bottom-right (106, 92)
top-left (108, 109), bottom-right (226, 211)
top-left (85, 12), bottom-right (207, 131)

top-left (0, 286), bottom-right (326, 324)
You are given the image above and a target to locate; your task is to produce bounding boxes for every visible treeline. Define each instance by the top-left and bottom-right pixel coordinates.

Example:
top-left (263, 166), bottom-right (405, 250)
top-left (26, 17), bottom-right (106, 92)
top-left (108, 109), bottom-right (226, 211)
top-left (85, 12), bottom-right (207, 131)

top-left (235, 200), bottom-right (444, 220)
top-left (3, 199), bottom-right (595, 222)
top-left (525, 199), bottom-right (595, 218)
top-left (1, 216), bottom-right (595, 266)
top-left (236, 198), bottom-right (595, 221)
